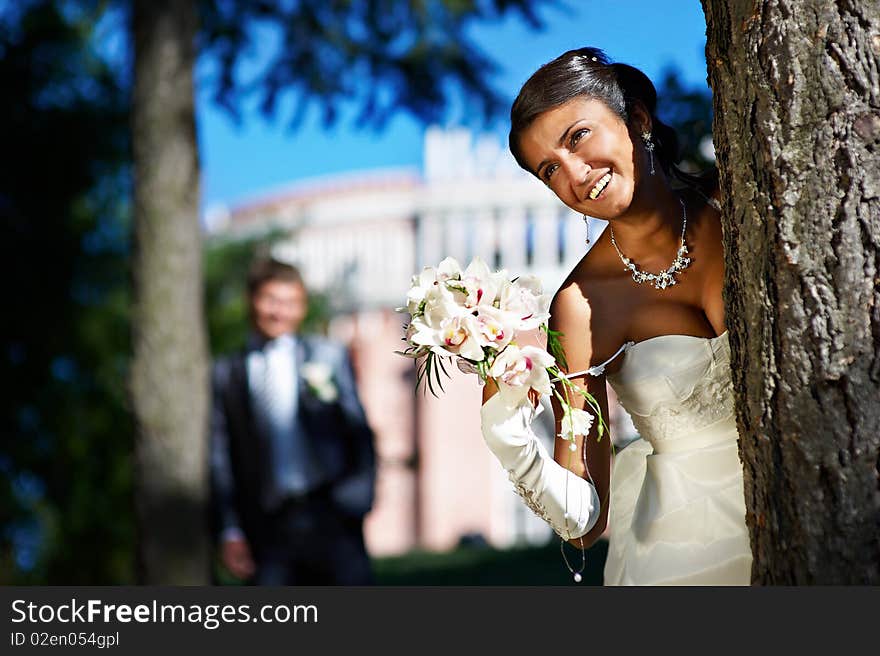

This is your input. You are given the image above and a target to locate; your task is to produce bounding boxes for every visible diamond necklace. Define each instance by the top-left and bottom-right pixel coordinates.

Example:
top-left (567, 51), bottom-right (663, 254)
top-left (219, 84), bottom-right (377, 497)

top-left (610, 198), bottom-right (691, 290)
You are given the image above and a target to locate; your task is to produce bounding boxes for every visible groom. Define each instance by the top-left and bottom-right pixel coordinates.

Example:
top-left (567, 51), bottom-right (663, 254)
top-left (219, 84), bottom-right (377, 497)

top-left (210, 257), bottom-right (376, 585)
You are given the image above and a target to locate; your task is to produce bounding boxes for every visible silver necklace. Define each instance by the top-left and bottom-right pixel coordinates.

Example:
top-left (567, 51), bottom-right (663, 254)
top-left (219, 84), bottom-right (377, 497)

top-left (560, 537), bottom-right (586, 583)
top-left (610, 198), bottom-right (691, 290)
top-left (559, 437), bottom-right (590, 583)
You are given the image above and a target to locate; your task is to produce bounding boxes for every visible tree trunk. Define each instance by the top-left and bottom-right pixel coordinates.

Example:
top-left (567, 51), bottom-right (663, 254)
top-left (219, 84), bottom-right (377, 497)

top-left (130, 0), bottom-right (209, 584)
top-left (702, 0), bottom-right (880, 583)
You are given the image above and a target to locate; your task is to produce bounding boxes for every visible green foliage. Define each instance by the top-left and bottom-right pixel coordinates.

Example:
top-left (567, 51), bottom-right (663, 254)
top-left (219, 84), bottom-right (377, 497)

top-left (413, 351), bottom-right (456, 398)
top-left (0, 0), bottom-right (134, 584)
top-left (198, 0), bottom-right (546, 129)
top-left (656, 66), bottom-right (715, 173)
top-left (203, 236), bottom-right (265, 357)
top-left (542, 324), bottom-right (568, 371)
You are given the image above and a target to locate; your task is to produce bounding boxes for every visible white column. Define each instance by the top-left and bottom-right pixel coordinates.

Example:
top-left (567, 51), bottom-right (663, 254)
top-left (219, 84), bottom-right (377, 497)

top-left (392, 220), bottom-right (416, 303)
top-left (337, 225), bottom-right (355, 304)
top-left (445, 211), bottom-right (469, 264)
top-left (305, 233), bottom-right (315, 288)
top-left (532, 206), bottom-right (559, 270)
top-left (470, 208), bottom-right (497, 266)
top-left (497, 206), bottom-right (527, 271)
top-left (356, 225), bottom-right (374, 305)
top-left (418, 212), bottom-right (445, 268)
top-left (322, 227), bottom-right (341, 290)
top-left (563, 208), bottom-right (587, 267)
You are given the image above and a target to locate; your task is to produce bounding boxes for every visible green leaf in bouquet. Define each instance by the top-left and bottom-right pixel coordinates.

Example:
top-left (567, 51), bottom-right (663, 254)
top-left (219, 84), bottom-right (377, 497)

top-left (429, 354), bottom-right (440, 397)
top-left (413, 352), bottom-right (453, 398)
top-left (477, 359), bottom-right (488, 384)
top-left (395, 344), bottom-right (424, 359)
top-left (446, 282), bottom-right (468, 295)
top-left (425, 352), bottom-right (441, 398)
top-left (435, 355), bottom-right (451, 391)
top-left (415, 355), bottom-right (429, 397)
top-left (542, 325), bottom-right (569, 372)
top-left (426, 353), bottom-right (435, 397)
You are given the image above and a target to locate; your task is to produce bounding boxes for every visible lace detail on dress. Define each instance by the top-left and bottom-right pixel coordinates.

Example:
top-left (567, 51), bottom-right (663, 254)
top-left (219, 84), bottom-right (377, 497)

top-left (508, 475), bottom-right (570, 539)
top-left (628, 359), bottom-right (735, 447)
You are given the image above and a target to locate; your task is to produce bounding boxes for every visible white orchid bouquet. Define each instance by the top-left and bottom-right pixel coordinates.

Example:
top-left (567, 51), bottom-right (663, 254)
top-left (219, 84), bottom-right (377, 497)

top-left (396, 256), bottom-right (606, 447)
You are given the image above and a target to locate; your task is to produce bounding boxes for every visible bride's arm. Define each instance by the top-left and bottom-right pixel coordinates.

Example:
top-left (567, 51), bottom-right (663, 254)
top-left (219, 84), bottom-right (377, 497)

top-left (480, 381), bottom-right (602, 543)
top-left (478, 284), bottom-right (613, 549)
top-left (547, 284), bottom-right (613, 549)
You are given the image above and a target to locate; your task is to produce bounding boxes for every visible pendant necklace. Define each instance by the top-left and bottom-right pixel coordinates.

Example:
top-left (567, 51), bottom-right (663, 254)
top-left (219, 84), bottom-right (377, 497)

top-left (609, 198), bottom-right (691, 290)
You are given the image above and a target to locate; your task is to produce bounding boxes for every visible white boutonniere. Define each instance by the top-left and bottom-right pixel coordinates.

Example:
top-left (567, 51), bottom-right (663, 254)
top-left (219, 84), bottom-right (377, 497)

top-left (301, 361), bottom-right (338, 403)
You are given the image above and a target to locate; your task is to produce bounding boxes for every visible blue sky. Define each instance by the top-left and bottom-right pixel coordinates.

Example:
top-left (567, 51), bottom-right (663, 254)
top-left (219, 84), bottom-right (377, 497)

top-left (197, 1), bottom-right (710, 209)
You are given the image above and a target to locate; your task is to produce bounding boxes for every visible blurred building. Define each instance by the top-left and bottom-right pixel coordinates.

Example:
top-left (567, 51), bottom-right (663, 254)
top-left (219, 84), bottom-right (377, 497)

top-left (206, 127), bottom-right (638, 556)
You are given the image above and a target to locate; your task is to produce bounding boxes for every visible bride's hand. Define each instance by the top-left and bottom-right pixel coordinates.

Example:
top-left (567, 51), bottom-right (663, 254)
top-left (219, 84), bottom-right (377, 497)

top-left (481, 376), bottom-right (540, 409)
top-left (481, 377), bottom-right (499, 405)
top-left (479, 382), bottom-right (600, 542)
top-left (528, 388), bottom-right (540, 409)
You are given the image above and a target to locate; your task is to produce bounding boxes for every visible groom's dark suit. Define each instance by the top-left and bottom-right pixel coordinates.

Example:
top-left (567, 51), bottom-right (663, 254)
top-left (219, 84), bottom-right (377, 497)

top-left (210, 333), bottom-right (376, 585)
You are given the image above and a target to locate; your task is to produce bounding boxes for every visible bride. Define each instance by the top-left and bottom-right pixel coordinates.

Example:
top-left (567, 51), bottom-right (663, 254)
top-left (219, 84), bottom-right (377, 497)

top-left (480, 47), bottom-right (753, 585)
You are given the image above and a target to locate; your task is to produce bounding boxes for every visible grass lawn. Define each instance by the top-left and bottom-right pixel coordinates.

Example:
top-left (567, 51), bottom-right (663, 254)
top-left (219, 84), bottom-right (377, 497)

top-left (214, 538), bottom-right (608, 586)
top-left (372, 538), bottom-right (608, 586)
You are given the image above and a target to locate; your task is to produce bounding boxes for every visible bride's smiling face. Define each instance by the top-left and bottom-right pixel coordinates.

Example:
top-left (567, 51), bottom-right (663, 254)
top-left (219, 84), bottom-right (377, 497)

top-left (517, 96), bottom-right (643, 219)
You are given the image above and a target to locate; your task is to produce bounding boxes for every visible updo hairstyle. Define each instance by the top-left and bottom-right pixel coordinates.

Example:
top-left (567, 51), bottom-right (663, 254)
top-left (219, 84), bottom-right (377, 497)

top-left (509, 47), bottom-right (713, 191)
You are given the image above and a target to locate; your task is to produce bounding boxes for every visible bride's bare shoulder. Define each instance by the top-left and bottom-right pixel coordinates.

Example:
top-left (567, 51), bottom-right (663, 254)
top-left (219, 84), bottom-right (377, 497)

top-left (549, 273), bottom-right (625, 371)
top-left (550, 280), bottom-right (592, 331)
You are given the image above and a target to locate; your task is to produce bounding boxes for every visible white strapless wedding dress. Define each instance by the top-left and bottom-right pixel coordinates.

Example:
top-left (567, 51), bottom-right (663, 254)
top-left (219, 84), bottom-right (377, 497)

top-left (602, 331), bottom-right (753, 585)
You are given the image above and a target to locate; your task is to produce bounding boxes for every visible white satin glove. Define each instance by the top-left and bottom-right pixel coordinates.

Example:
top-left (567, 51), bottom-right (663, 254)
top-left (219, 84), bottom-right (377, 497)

top-left (480, 393), bottom-right (600, 540)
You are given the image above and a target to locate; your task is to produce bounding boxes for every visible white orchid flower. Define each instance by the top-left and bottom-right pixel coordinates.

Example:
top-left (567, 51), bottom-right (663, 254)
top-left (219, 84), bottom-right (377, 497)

top-left (559, 407), bottom-right (595, 441)
top-left (402, 266), bottom-right (439, 315)
top-left (462, 255), bottom-right (491, 284)
top-left (429, 314), bottom-right (485, 361)
top-left (499, 277), bottom-right (552, 331)
top-left (459, 256), bottom-right (502, 308)
top-left (408, 315), bottom-right (439, 348)
top-left (408, 281), bottom-right (468, 348)
top-left (436, 257), bottom-right (463, 282)
top-left (409, 285), bottom-right (485, 361)
top-left (474, 305), bottom-right (517, 352)
top-left (488, 344), bottom-right (556, 408)
top-left (488, 268), bottom-right (511, 304)
top-left (423, 282), bottom-right (465, 321)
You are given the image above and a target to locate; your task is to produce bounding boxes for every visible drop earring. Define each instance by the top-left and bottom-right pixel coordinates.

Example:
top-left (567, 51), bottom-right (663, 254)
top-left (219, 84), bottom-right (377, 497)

top-left (642, 131), bottom-right (656, 175)
top-left (583, 214), bottom-right (591, 246)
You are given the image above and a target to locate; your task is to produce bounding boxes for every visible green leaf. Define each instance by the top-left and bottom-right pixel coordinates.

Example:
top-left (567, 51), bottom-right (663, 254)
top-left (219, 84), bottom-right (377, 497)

top-left (543, 326), bottom-right (569, 371)
top-left (415, 356), bottom-right (428, 397)
top-left (424, 353), bottom-right (433, 396)
top-left (445, 282), bottom-right (468, 295)
top-left (436, 355), bottom-right (450, 393)
top-left (432, 356), bottom-right (446, 394)
top-left (426, 353), bottom-right (441, 398)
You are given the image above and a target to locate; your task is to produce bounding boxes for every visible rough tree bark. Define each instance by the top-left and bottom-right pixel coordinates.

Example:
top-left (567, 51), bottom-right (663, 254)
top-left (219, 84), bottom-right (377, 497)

top-left (702, 0), bottom-right (880, 583)
top-left (130, 0), bottom-right (209, 583)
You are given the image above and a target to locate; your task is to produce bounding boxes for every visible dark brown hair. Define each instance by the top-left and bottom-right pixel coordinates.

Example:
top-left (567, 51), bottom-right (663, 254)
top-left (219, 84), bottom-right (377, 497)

top-left (509, 47), bottom-right (713, 191)
top-left (246, 257), bottom-right (304, 296)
